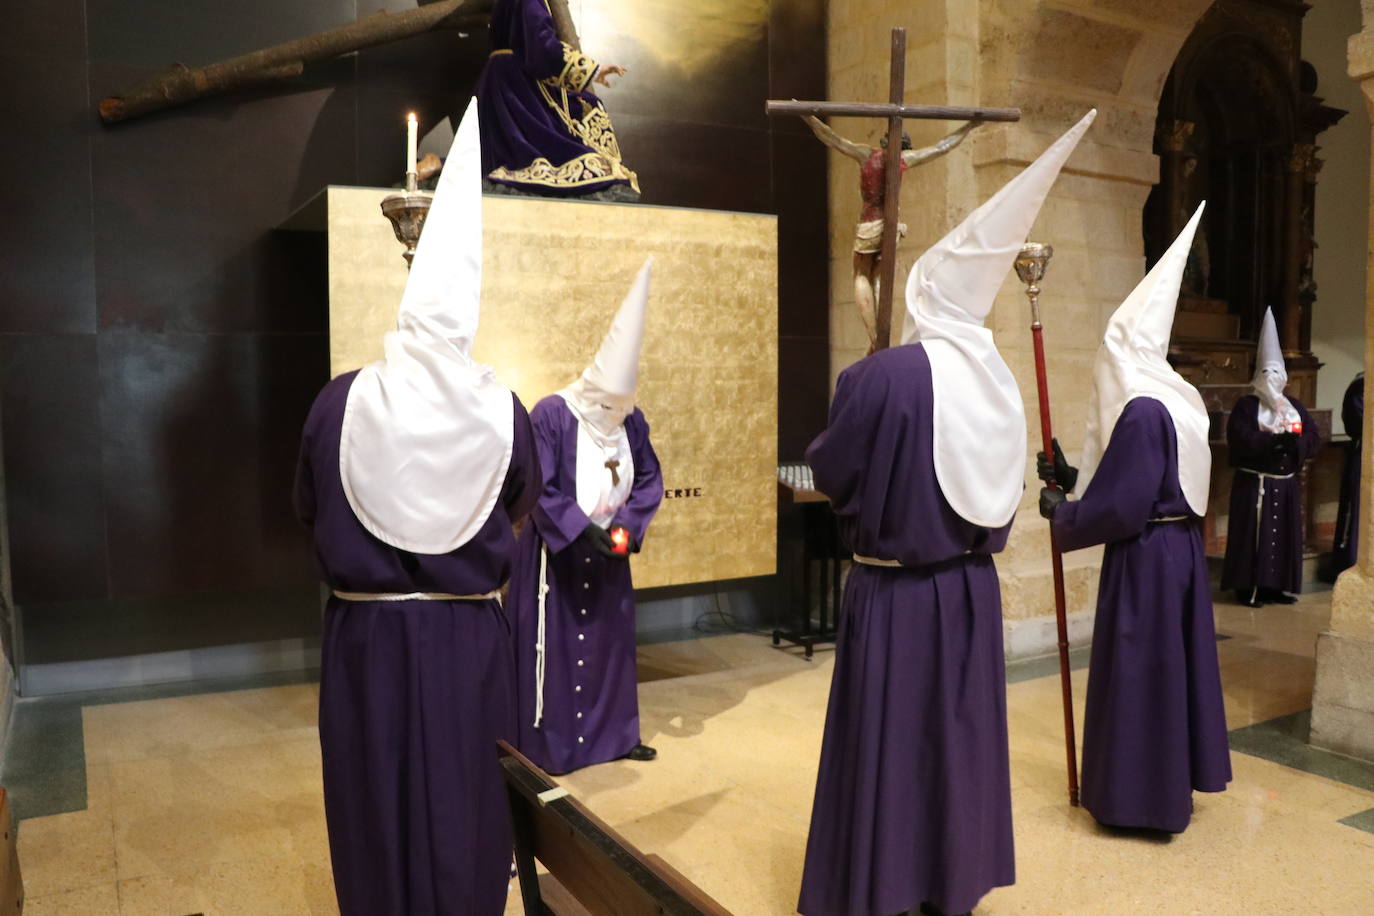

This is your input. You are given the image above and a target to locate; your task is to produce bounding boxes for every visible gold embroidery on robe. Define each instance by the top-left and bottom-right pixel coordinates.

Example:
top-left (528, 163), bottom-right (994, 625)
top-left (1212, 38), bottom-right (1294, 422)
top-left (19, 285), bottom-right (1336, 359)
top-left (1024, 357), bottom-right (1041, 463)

top-left (543, 43), bottom-right (598, 93)
top-left (506, 75), bottom-right (638, 192)
top-left (487, 150), bottom-right (638, 190)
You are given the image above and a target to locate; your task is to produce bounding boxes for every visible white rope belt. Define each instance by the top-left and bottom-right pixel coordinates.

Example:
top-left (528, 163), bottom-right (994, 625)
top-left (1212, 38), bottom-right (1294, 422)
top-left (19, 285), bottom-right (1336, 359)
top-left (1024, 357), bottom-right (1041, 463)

top-left (851, 554), bottom-right (903, 567)
top-left (1238, 468), bottom-right (1296, 604)
top-left (1238, 468), bottom-right (1296, 481)
top-left (1149, 516), bottom-right (1191, 523)
top-left (331, 590), bottom-right (501, 602)
top-left (533, 544), bottom-right (550, 729)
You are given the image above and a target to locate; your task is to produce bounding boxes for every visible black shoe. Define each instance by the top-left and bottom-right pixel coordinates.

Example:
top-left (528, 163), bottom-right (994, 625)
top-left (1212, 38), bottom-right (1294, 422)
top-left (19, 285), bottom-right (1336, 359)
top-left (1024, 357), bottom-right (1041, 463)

top-left (914, 905), bottom-right (970, 916)
top-left (1260, 588), bottom-right (1298, 605)
top-left (623, 743), bottom-right (657, 762)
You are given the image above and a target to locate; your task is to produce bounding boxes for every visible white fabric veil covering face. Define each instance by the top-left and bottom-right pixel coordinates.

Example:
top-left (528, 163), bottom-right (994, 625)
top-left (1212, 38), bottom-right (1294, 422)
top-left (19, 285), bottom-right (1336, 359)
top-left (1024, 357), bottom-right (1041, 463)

top-left (1252, 306), bottom-right (1301, 432)
top-left (338, 98), bottom-right (516, 554)
top-left (559, 257), bottom-right (653, 440)
top-left (1077, 202), bottom-right (1212, 516)
top-left (900, 109), bottom-right (1096, 528)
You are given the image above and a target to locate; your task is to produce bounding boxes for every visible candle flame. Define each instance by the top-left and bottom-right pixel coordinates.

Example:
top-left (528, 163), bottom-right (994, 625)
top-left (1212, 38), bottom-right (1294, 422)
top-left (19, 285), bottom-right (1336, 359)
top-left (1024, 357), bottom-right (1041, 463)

top-left (406, 112), bottom-right (417, 123)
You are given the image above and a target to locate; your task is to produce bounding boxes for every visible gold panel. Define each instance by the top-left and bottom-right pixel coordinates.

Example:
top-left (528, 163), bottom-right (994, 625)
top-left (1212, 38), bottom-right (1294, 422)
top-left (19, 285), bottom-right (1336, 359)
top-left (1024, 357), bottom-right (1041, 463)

top-left (324, 188), bottom-right (778, 588)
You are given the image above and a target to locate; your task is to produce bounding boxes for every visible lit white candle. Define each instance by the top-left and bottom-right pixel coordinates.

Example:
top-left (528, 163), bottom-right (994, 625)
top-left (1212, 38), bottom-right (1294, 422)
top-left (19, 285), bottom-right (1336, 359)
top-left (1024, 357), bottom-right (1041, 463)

top-left (406, 112), bottom-right (418, 175)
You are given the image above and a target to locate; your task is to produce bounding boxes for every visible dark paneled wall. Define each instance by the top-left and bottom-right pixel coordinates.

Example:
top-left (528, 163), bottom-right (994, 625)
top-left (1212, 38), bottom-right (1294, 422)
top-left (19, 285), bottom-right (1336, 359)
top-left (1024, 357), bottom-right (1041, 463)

top-left (0, 1), bottom-right (828, 690)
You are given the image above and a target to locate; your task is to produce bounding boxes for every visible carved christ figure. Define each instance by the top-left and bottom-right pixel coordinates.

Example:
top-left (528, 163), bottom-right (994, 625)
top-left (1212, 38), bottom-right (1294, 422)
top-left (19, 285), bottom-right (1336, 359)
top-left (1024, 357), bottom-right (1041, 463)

top-left (802, 115), bottom-right (982, 350)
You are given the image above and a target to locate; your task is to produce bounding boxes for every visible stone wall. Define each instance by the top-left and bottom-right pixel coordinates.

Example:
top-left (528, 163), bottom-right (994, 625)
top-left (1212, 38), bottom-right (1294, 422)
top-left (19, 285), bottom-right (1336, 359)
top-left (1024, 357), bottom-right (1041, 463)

top-left (826, 0), bottom-right (1210, 657)
top-left (1310, 4), bottom-right (1374, 763)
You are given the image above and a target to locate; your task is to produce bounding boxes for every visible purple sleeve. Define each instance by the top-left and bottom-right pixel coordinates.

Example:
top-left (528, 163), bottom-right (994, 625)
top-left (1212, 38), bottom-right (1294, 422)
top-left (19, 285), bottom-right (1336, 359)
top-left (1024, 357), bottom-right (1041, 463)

top-left (502, 394), bottom-right (543, 523)
top-left (293, 428), bottom-right (316, 528)
top-left (1053, 398), bottom-right (1167, 552)
top-left (530, 402), bottom-right (592, 554)
top-left (1343, 379), bottom-right (1364, 440)
top-left (611, 409), bottom-right (663, 545)
top-left (1226, 396), bottom-right (1273, 468)
top-left (513, 0), bottom-right (573, 81)
top-left (1295, 398), bottom-right (1322, 463)
top-left (293, 389), bottom-right (331, 528)
top-left (805, 365), bottom-right (867, 514)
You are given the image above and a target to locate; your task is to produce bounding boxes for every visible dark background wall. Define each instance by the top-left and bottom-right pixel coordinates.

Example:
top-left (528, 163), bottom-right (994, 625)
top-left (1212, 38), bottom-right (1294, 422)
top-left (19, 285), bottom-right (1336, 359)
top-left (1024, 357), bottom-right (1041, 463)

top-left (0, 1), bottom-right (828, 693)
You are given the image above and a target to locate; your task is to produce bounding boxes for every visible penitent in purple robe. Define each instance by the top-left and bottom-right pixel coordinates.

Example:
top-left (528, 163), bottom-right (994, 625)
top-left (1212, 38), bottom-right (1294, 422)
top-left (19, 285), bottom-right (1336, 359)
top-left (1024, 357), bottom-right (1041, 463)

top-left (1334, 376), bottom-right (1364, 574)
top-left (294, 370), bottom-right (541, 916)
top-left (1053, 397), bottom-right (1231, 833)
top-left (798, 344), bottom-right (1014, 916)
top-left (507, 395), bottom-right (662, 774)
top-left (1220, 394), bottom-right (1321, 595)
top-left (475, 0), bottom-right (637, 196)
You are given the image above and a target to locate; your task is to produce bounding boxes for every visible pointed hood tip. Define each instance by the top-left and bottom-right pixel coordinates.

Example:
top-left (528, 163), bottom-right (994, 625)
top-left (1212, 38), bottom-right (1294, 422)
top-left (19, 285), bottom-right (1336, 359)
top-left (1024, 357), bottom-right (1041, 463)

top-left (396, 96), bottom-right (483, 350)
top-left (902, 109), bottom-right (1097, 338)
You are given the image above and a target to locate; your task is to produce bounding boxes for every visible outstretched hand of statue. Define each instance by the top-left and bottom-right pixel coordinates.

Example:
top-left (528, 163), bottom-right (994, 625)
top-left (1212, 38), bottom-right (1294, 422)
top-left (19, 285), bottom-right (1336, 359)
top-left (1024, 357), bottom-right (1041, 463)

top-left (594, 65), bottom-right (628, 88)
top-left (901, 117), bottom-right (984, 167)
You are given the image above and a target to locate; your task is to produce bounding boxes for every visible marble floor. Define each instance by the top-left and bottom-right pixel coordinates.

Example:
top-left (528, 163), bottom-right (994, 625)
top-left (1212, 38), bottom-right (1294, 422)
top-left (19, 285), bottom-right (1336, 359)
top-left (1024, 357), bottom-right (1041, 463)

top-left (11, 590), bottom-right (1374, 914)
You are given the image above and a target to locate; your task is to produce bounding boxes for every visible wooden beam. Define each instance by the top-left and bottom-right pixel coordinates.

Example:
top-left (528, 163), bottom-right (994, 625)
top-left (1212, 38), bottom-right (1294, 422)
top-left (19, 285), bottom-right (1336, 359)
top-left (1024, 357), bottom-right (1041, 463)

top-left (873, 28), bottom-right (906, 351)
top-left (98, 0), bottom-right (493, 123)
top-left (765, 101), bottom-right (1021, 122)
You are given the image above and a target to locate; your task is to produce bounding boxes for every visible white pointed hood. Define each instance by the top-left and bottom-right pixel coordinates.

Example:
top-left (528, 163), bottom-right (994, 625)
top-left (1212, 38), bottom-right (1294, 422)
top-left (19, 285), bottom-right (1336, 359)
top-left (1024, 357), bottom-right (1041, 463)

top-left (559, 257), bottom-right (653, 438)
top-left (1252, 306), bottom-right (1301, 432)
top-left (338, 98), bottom-right (515, 554)
top-left (1078, 202), bottom-right (1212, 516)
top-left (901, 109), bottom-right (1096, 528)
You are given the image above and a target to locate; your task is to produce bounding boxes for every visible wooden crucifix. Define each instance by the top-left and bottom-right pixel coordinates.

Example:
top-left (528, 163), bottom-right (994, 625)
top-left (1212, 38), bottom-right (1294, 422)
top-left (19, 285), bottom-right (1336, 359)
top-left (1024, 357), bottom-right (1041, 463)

top-left (767, 28), bottom-right (1020, 352)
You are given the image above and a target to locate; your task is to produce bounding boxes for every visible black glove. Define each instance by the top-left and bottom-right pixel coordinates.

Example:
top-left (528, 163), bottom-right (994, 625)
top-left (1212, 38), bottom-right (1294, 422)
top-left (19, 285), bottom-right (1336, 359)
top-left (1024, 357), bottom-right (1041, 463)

top-left (1039, 487), bottom-right (1067, 520)
top-left (578, 523), bottom-right (620, 559)
top-left (1035, 438), bottom-right (1078, 492)
top-left (1272, 430), bottom-right (1299, 450)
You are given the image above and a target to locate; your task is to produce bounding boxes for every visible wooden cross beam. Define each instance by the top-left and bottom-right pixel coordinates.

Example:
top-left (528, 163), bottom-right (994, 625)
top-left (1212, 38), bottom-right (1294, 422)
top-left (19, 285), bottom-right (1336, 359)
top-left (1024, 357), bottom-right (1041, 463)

top-left (767, 28), bottom-right (1020, 351)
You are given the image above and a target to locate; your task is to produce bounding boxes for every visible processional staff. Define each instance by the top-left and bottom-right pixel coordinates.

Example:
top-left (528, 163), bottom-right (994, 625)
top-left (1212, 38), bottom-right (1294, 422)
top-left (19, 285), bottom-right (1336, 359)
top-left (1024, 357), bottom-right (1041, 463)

top-left (1014, 243), bottom-right (1080, 807)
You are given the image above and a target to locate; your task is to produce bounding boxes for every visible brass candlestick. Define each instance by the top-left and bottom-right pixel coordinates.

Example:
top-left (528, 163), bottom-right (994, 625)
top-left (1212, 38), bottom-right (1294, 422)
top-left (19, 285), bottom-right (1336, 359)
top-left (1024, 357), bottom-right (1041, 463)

top-left (1014, 242), bottom-right (1053, 326)
top-left (380, 170), bottom-right (433, 269)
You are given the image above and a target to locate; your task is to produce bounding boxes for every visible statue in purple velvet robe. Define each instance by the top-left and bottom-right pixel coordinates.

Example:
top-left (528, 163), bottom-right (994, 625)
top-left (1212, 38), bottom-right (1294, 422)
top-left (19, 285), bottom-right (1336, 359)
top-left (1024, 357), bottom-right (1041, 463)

top-left (476, 0), bottom-right (639, 200)
top-left (1333, 373), bottom-right (1363, 575)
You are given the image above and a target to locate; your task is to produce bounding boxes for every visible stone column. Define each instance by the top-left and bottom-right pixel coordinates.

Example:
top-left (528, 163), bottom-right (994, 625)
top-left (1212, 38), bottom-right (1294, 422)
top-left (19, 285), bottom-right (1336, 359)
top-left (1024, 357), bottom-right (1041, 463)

top-left (1309, 24), bottom-right (1374, 762)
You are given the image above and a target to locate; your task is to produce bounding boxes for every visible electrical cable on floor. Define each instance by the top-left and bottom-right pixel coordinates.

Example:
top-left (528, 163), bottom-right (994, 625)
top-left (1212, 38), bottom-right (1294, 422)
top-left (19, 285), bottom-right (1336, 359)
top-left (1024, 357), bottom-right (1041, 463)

top-left (692, 587), bottom-right (748, 635)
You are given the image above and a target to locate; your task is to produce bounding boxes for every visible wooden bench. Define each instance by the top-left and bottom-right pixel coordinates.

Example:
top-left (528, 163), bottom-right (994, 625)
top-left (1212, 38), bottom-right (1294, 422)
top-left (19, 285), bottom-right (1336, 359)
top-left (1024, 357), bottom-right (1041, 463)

top-left (499, 741), bottom-right (732, 916)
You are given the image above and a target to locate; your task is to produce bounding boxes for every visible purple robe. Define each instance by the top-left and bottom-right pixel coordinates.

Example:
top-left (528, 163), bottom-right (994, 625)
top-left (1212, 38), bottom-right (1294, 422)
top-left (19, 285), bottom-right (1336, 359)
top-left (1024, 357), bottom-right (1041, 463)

top-left (475, 0), bottom-right (637, 196)
top-left (294, 370), bottom-right (541, 916)
top-left (1334, 375), bottom-right (1363, 574)
top-left (507, 395), bottom-right (662, 774)
top-left (1053, 397), bottom-right (1231, 833)
top-left (1220, 394), bottom-right (1321, 594)
top-left (798, 344), bottom-right (1014, 916)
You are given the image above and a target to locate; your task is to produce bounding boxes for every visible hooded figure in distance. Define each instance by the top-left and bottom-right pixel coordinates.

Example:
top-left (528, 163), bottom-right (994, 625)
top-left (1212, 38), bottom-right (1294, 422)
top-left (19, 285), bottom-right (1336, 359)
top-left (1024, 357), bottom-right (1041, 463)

top-left (797, 110), bottom-right (1095, 916)
top-left (1038, 203), bottom-right (1232, 834)
top-left (294, 98), bottom-right (541, 915)
top-left (1219, 306), bottom-right (1321, 606)
top-left (508, 258), bottom-right (664, 775)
